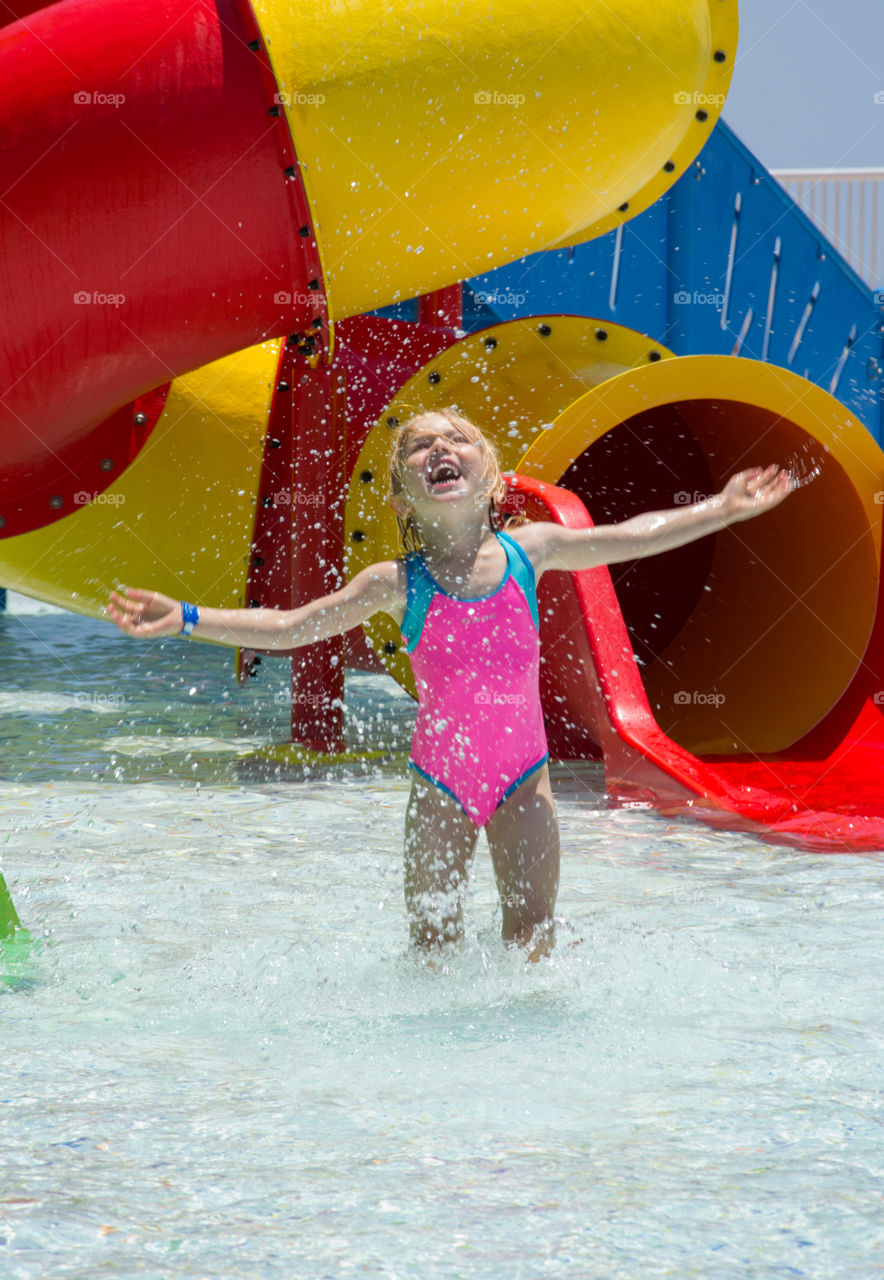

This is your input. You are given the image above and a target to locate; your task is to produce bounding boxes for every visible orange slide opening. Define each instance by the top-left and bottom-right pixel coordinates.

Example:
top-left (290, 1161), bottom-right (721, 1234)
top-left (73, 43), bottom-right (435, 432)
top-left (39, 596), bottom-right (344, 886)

top-left (512, 355), bottom-right (884, 851)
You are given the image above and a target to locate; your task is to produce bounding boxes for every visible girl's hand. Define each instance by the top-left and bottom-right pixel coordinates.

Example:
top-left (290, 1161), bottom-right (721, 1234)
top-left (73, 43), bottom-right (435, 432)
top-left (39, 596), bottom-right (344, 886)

top-left (719, 465), bottom-right (792, 521)
top-left (107, 587), bottom-right (185, 638)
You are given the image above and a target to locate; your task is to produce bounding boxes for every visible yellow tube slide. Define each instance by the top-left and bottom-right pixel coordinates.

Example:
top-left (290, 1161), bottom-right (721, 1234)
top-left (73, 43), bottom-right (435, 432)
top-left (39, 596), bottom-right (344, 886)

top-left (257, 0), bottom-right (736, 317)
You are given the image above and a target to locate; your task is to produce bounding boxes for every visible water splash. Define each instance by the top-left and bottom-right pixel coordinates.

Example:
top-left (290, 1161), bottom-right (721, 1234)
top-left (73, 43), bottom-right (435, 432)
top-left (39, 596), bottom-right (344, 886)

top-left (783, 442), bottom-right (825, 492)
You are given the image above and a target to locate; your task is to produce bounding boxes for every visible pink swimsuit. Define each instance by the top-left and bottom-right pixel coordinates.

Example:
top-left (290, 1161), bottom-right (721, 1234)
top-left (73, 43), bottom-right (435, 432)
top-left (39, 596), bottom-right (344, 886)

top-left (400, 530), bottom-right (548, 827)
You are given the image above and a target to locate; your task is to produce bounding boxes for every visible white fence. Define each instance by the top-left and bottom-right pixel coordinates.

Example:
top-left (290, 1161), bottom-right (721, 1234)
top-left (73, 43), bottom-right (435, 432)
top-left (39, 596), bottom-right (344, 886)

top-left (772, 168), bottom-right (883, 291)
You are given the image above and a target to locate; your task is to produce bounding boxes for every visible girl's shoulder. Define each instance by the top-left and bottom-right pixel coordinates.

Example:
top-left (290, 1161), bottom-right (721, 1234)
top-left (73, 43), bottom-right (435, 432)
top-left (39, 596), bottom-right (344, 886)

top-left (497, 519), bottom-right (566, 580)
top-left (349, 558), bottom-right (408, 602)
top-left (352, 558), bottom-right (409, 626)
top-left (377, 558), bottom-right (411, 586)
top-left (497, 518), bottom-right (545, 558)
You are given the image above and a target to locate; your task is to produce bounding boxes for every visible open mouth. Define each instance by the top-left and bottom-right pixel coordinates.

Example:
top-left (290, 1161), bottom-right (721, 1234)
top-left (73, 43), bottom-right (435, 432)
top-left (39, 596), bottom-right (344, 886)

top-left (427, 458), bottom-right (463, 490)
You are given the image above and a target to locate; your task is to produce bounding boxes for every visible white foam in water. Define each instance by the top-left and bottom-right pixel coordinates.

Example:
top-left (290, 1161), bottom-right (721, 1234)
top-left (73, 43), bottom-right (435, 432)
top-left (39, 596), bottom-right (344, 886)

top-left (1, 589), bottom-right (65, 616)
top-left (0, 608), bottom-right (882, 1279)
top-left (102, 734), bottom-right (263, 756)
top-left (0, 691), bottom-right (124, 716)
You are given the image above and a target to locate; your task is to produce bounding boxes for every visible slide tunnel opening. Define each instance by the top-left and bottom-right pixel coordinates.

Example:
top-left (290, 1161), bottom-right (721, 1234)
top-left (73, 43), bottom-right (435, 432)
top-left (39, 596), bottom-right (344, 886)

top-left (557, 397), bottom-right (879, 755)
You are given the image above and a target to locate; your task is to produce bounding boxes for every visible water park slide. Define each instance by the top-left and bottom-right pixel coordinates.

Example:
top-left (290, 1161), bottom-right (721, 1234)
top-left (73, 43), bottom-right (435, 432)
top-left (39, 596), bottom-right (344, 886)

top-left (505, 474), bottom-right (884, 854)
top-left (519, 471), bottom-right (884, 849)
top-left (0, 0), bottom-right (734, 542)
top-left (511, 362), bottom-right (884, 853)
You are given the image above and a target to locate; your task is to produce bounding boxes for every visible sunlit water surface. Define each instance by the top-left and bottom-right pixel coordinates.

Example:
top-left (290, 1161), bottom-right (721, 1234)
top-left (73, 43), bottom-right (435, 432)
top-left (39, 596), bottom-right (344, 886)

top-left (1, 597), bottom-right (882, 1279)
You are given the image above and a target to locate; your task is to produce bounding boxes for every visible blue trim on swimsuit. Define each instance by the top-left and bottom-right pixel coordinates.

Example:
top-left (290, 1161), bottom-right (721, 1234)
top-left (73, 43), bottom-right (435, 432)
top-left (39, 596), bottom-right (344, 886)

top-left (408, 752), bottom-right (549, 823)
top-left (401, 530), bottom-right (538, 653)
top-left (497, 530), bottom-right (540, 631)
top-left (402, 553), bottom-right (442, 654)
top-left (407, 760), bottom-right (470, 810)
top-left (499, 750), bottom-right (549, 804)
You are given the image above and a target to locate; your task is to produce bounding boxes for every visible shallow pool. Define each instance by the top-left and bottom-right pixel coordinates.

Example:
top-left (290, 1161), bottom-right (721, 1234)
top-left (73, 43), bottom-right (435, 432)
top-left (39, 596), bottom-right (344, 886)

top-left (1, 597), bottom-right (882, 1279)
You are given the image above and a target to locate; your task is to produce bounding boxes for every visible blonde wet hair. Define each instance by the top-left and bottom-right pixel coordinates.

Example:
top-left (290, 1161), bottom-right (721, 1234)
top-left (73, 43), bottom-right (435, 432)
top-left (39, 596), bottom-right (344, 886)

top-left (388, 408), bottom-right (519, 553)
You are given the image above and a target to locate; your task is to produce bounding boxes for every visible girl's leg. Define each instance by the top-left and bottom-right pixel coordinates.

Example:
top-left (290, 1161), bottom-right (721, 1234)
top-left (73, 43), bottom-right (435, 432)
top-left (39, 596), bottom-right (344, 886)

top-left (403, 774), bottom-right (480, 951)
top-left (485, 763), bottom-right (560, 959)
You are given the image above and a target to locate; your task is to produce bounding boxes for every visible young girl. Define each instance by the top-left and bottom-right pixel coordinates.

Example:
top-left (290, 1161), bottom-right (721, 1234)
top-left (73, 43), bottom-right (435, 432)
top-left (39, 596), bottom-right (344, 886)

top-left (108, 409), bottom-right (792, 960)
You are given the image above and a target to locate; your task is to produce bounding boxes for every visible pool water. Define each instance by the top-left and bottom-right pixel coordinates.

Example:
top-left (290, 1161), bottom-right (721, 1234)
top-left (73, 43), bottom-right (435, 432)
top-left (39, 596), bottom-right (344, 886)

top-left (1, 597), bottom-right (882, 1279)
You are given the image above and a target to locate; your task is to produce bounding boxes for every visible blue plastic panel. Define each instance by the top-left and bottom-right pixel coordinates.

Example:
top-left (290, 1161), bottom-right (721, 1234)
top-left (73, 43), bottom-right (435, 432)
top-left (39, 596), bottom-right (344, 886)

top-left (455, 123), bottom-right (884, 445)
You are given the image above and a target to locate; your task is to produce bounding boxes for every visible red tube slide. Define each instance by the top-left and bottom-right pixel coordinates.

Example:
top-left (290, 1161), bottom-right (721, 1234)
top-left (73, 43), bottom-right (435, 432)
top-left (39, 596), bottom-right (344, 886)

top-left (0, 0), bottom-right (321, 536)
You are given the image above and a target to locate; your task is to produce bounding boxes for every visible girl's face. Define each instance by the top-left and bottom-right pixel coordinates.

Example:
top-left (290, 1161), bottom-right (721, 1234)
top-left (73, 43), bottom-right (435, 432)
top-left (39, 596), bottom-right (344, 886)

top-left (395, 416), bottom-right (489, 511)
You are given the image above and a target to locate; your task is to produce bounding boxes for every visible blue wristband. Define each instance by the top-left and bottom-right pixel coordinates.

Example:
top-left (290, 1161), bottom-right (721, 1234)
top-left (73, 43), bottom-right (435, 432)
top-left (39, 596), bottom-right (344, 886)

top-left (180, 601), bottom-right (199, 637)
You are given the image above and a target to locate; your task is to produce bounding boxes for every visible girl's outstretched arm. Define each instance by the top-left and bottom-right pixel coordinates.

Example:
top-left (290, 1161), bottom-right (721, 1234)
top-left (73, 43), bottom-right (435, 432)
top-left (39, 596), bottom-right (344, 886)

top-left (523, 465), bottom-right (792, 576)
top-left (107, 561), bottom-right (404, 649)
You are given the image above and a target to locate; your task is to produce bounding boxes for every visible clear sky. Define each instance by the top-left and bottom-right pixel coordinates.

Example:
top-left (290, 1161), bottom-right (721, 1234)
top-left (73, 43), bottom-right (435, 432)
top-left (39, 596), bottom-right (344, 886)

top-left (722, 0), bottom-right (884, 170)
